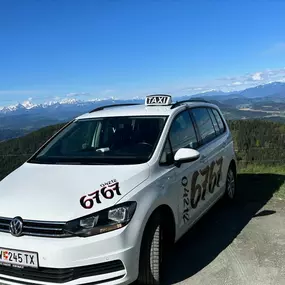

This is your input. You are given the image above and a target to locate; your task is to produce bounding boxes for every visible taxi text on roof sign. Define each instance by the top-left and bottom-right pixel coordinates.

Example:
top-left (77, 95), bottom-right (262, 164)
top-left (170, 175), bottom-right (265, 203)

top-left (145, 94), bottom-right (172, 106)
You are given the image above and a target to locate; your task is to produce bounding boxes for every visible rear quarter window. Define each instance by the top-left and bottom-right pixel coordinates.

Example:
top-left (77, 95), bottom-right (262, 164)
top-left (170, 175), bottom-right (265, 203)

top-left (208, 108), bottom-right (220, 135)
top-left (212, 108), bottom-right (226, 134)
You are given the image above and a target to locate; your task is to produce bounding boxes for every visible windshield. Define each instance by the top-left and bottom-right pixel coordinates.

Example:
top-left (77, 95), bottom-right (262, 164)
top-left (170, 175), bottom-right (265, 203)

top-left (28, 116), bottom-right (167, 165)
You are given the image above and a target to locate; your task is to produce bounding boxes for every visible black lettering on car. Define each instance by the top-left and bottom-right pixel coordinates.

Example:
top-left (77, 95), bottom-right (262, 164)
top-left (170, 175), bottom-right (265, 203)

top-left (208, 161), bottom-right (217, 193)
top-left (80, 180), bottom-right (121, 209)
top-left (80, 195), bottom-right (95, 209)
top-left (100, 179), bottom-right (117, 188)
top-left (182, 157), bottom-right (224, 218)
top-left (181, 176), bottom-right (190, 223)
top-left (200, 165), bottom-right (210, 200)
top-left (183, 211), bottom-right (190, 223)
top-left (191, 170), bottom-right (202, 209)
top-left (216, 157), bottom-right (223, 187)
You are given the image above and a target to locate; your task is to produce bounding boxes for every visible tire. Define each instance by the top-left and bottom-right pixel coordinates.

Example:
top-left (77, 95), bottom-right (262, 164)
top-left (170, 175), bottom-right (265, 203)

top-left (224, 166), bottom-right (237, 201)
top-left (137, 213), bottom-right (164, 285)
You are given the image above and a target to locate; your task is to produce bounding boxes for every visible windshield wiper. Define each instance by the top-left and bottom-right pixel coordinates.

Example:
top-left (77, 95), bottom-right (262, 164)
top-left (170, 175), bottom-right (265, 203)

top-left (28, 159), bottom-right (57, 164)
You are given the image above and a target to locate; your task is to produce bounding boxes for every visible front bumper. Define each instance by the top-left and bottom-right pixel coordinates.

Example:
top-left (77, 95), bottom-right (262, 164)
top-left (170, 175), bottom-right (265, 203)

top-left (0, 225), bottom-right (140, 285)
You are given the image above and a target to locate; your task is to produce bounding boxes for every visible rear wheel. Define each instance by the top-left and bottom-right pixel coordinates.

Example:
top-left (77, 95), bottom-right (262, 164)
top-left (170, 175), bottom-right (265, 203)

top-left (137, 213), bottom-right (165, 285)
top-left (224, 166), bottom-right (236, 200)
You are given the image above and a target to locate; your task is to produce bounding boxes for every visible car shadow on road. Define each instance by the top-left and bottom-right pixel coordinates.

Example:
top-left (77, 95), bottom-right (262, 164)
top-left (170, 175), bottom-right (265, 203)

top-left (162, 173), bottom-right (285, 285)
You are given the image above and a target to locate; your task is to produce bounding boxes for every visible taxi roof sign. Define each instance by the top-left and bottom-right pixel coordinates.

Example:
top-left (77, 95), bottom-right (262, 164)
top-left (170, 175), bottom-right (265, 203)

top-left (145, 94), bottom-right (172, 106)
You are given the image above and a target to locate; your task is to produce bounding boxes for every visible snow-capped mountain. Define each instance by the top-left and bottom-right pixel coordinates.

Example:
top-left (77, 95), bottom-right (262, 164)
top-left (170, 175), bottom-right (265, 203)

top-left (240, 82), bottom-right (285, 98)
top-left (1, 81), bottom-right (285, 116)
top-left (0, 97), bottom-right (146, 123)
top-left (0, 98), bottom-right (102, 115)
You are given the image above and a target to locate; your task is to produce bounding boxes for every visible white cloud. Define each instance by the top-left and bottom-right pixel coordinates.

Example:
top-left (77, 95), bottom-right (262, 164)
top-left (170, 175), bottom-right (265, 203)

top-left (170, 67), bottom-right (285, 96)
top-left (66, 92), bottom-right (90, 98)
top-left (251, 72), bottom-right (263, 81)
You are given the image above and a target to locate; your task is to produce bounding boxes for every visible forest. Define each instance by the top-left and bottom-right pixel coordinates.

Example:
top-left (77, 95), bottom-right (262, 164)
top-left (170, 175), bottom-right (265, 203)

top-left (0, 120), bottom-right (284, 181)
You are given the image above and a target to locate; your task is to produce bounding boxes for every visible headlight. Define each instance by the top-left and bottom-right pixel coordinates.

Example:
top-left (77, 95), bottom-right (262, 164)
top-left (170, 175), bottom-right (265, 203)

top-left (64, 202), bottom-right (137, 237)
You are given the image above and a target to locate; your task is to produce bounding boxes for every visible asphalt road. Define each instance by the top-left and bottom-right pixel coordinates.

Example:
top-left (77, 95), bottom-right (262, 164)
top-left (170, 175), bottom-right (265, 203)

top-left (163, 173), bottom-right (285, 285)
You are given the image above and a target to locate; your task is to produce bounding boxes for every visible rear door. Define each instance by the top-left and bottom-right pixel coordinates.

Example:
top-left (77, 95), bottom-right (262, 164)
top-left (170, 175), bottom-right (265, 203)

top-left (210, 108), bottom-right (231, 192)
top-left (190, 107), bottom-right (227, 208)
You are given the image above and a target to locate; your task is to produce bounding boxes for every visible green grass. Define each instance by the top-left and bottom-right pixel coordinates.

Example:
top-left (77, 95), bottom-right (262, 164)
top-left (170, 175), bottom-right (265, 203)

top-left (239, 164), bottom-right (285, 199)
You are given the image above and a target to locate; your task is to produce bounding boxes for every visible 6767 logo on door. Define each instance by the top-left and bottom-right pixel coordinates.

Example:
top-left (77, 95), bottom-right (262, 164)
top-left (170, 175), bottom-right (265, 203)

top-left (182, 157), bottom-right (223, 224)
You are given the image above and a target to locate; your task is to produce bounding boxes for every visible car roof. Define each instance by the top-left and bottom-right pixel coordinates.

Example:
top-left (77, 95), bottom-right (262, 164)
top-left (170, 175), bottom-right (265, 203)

top-left (76, 98), bottom-right (219, 120)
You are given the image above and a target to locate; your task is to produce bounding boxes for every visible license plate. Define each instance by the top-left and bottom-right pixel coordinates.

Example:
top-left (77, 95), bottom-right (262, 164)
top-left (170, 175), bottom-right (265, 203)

top-left (0, 248), bottom-right (38, 268)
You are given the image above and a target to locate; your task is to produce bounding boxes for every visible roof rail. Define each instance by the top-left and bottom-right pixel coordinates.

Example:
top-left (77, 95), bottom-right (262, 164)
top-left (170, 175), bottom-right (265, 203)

top-left (89, 103), bottom-right (141, 113)
top-left (170, 98), bottom-right (210, 109)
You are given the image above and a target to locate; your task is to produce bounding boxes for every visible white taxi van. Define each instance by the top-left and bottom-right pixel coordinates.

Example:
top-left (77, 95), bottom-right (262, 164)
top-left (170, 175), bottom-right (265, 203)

top-left (0, 95), bottom-right (237, 285)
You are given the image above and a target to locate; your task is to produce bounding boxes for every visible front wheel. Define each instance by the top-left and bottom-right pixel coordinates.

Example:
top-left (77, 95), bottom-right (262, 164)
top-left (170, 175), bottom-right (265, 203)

top-left (137, 213), bottom-right (165, 285)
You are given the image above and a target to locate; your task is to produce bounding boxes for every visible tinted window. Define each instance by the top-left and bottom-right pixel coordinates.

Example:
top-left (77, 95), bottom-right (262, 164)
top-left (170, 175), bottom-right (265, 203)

top-left (191, 108), bottom-right (216, 145)
top-left (208, 108), bottom-right (220, 135)
top-left (169, 111), bottom-right (198, 154)
top-left (212, 108), bottom-right (226, 134)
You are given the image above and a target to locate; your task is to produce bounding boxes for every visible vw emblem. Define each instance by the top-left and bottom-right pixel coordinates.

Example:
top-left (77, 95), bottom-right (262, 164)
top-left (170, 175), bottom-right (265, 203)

top-left (9, 217), bottom-right (23, 237)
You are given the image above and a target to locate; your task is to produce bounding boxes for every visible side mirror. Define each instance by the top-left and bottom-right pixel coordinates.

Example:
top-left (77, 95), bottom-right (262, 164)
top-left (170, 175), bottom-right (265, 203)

top-left (174, 148), bottom-right (200, 167)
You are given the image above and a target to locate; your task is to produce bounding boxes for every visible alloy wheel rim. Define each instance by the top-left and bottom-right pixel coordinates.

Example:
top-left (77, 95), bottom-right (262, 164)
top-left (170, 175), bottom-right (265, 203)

top-left (227, 170), bottom-right (235, 199)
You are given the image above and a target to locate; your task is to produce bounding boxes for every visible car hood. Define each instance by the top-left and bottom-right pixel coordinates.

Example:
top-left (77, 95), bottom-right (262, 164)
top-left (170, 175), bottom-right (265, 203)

top-left (0, 162), bottom-right (150, 221)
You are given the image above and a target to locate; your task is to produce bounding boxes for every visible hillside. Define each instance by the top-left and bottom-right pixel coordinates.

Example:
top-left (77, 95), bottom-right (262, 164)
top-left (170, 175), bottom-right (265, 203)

top-left (0, 129), bottom-right (29, 142)
top-left (0, 120), bottom-right (285, 181)
top-left (0, 123), bottom-right (65, 181)
top-left (230, 120), bottom-right (285, 166)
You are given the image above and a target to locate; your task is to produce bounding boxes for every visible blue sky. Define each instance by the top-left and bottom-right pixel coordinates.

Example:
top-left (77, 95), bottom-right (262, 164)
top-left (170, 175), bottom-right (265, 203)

top-left (0, 0), bottom-right (285, 106)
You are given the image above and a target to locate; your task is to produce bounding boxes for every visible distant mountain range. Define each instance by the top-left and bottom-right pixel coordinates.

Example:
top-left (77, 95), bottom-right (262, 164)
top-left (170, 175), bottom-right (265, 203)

top-left (0, 81), bottom-right (285, 141)
top-left (1, 82), bottom-right (285, 117)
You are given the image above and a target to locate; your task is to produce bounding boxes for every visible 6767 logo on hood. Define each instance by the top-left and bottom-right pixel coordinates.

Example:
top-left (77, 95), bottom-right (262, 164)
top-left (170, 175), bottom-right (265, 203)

top-left (80, 179), bottom-right (121, 209)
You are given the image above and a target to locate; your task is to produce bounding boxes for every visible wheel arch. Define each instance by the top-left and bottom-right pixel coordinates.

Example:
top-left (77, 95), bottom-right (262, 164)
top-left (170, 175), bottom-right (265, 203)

top-left (139, 204), bottom-right (176, 253)
top-left (229, 159), bottom-right (237, 177)
top-left (149, 204), bottom-right (176, 244)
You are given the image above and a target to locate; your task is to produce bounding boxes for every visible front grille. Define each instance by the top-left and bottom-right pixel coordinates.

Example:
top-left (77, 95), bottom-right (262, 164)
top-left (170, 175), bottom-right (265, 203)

top-left (0, 260), bottom-right (125, 283)
top-left (0, 217), bottom-right (71, 238)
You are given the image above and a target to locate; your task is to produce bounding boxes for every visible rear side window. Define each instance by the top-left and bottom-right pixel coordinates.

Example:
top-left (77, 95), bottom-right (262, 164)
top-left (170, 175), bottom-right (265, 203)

top-left (191, 108), bottom-right (216, 145)
top-left (212, 108), bottom-right (226, 134)
top-left (208, 108), bottom-right (220, 135)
